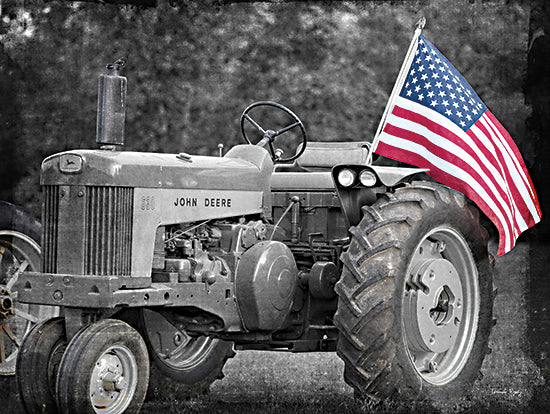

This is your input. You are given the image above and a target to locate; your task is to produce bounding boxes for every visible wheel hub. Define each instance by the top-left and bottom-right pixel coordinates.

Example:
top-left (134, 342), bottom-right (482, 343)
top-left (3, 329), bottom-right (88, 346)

top-left (402, 226), bottom-right (480, 385)
top-left (0, 231), bottom-right (58, 375)
top-left (405, 258), bottom-right (463, 354)
top-left (0, 288), bottom-right (15, 321)
top-left (90, 346), bottom-right (137, 413)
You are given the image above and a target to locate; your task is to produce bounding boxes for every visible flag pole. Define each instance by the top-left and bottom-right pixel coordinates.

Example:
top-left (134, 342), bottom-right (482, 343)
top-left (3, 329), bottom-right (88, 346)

top-left (366, 17), bottom-right (426, 165)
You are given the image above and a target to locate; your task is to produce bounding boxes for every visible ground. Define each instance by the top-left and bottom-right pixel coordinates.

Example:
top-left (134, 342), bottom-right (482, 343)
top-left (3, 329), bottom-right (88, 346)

top-left (1, 241), bottom-right (546, 413)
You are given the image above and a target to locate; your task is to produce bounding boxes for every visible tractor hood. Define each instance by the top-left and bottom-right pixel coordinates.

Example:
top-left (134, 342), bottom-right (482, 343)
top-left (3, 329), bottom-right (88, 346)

top-left (40, 145), bottom-right (273, 192)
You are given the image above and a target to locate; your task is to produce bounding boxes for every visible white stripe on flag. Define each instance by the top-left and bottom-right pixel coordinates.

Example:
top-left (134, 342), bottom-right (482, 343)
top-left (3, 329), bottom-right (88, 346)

top-left (480, 114), bottom-right (532, 193)
top-left (478, 115), bottom-right (540, 222)
top-left (385, 98), bottom-right (527, 230)
top-left (389, 113), bottom-right (525, 232)
top-left (469, 123), bottom-right (531, 231)
top-left (378, 131), bottom-right (514, 252)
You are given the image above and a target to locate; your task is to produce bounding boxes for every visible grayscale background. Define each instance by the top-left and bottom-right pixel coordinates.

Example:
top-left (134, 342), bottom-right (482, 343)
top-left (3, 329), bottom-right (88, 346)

top-left (0, 0), bottom-right (548, 412)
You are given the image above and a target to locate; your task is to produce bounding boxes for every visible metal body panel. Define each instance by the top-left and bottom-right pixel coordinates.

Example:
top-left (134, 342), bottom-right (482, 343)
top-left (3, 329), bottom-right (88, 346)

top-left (234, 241), bottom-right (298, 331)
top-left (270, 167), bottom-right (427, 192)
top-left (41, 146), bottom-right (272, 192)
top-left (331, 164), bottom-right (429, 226)
top-left (56, 185), bottom-right (87, 274)
top-left (17, 272), bottom-right (243, 330)
top-left (369, 165), bottom-right (429, 187)
top-left (132, 188), bottom-right (263, 277)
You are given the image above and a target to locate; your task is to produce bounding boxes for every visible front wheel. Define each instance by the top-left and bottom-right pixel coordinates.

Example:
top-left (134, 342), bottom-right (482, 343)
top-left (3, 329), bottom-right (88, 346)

top-left (334, 181), bottom-right (494, 401)
top-left (16, 317), bottom-right (67, 414)
top-left (56, 319), bottom-right (149, 414)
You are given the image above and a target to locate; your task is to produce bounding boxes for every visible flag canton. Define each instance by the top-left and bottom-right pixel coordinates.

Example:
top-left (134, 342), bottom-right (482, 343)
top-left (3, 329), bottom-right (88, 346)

top-left (400, 34), bottom-right (487, 131)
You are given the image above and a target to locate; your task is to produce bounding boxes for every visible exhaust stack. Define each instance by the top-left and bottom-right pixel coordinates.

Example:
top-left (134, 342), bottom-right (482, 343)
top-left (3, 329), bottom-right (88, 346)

top-left (96, 58), bottom-right (127, 149)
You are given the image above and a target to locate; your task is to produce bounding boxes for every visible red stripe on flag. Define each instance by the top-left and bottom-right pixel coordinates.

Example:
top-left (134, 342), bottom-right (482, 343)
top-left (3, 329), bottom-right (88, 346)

top-left (382, 120), bottom-right (520, 240)
top-left (483, 112), bottom-right (541, 218)
top-left (391, 106), bottom-right (526, 224)
top-left (386, 106), bottom-right (525, 231)
top-left (479, 117), bottom-right (540, 227)
top-left (470, 118), bottom-right (536, 229)
top-left (376, 139), bottom-right (514, 255)
top-left (466, 126), bottom-right (532, 230)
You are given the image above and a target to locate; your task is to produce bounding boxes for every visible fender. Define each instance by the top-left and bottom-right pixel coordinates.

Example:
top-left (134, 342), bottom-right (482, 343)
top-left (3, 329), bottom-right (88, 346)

top-left (332, 164), bottom-right (429, 227)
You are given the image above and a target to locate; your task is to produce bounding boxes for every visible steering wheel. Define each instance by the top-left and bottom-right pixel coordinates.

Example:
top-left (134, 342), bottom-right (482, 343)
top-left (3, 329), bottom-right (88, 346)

top-left (240, 101), bottom-right (307, 163)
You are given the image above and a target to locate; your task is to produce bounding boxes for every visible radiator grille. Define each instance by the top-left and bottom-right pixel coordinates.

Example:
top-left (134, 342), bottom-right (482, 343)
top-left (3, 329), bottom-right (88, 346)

top-left (42, 185), bottom-right (133, 275)
top-left (85, 187), bottom-right (133, 275)
top-left (42, 185), bottom-right (59, 273)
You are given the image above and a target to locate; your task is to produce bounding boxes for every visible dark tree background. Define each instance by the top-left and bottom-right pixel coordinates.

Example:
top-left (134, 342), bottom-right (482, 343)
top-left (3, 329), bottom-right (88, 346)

top-left (1, 1), bottom-right (550, 409)
top-left (0, 0), bottom-right (534, 218)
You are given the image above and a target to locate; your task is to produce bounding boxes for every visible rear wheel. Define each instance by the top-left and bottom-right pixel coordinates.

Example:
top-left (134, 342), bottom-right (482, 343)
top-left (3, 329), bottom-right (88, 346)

top-left (334, 181), bottom-right (494, 401)
top-left (137, 308), bottom-right (234, 399)
top-left (0, 202), bottom-right (58, 375)
top-left (56, 319), bottom-right (149, 414)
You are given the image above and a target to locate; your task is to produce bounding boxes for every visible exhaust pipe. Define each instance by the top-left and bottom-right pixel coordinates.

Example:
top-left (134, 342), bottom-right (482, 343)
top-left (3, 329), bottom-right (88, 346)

top-left (96, 57), bottom-right (127, 149)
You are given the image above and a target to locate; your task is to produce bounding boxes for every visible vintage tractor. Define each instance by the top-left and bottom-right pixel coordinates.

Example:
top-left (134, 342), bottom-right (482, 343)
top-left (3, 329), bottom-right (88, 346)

top-left (15, 60), bottom-right (494, 413)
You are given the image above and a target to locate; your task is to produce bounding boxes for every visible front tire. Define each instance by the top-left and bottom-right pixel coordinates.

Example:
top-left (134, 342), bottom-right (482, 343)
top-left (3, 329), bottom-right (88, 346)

top-left (16, 317), bottom-right (67, 414)
top-left (56, 319), bottom-right (149, 414)
top-left (334, 181), bottom-right (494, 401)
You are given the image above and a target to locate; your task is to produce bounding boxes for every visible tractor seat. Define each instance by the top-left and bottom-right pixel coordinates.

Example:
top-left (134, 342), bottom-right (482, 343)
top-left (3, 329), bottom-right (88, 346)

top-left (271, 141), bottom-right (371, 191)
top-left (296, 141), bottom-right (370, 170)
top-left (275, 141), bottom-right (371, 172)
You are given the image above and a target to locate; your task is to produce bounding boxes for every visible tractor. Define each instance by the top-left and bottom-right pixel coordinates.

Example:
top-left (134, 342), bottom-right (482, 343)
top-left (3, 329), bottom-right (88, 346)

top-left (15, 59), bottom-right (494, 413)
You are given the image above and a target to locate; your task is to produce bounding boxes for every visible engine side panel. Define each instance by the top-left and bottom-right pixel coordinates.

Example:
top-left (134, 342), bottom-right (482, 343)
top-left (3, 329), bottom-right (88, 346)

top-left (132, 188), bottom-right (263, 277)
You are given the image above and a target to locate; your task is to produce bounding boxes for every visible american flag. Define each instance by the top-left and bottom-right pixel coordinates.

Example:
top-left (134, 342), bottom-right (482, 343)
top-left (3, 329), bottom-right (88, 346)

top-left (374, 34), bottom-right (541, 255)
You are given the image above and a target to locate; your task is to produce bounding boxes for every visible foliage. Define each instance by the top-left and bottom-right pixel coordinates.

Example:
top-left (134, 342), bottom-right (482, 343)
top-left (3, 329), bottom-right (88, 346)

top-left (0, 0), bottom-right (530, 216)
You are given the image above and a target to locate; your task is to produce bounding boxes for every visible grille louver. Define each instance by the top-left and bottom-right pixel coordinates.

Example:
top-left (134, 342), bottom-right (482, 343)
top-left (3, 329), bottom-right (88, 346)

top-left (42, 185), bottom-right (59, 273)
top-left (42, 185), bottom-right (133, 275)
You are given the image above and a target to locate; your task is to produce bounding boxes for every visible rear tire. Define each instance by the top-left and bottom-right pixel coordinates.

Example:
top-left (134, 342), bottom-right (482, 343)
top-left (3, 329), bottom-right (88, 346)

top-left (137, 308), bottom-right (234, 400)
top-left (0, 201), bottom-right (58, 376)
top-left (334, 181), bottom-right (494, 401)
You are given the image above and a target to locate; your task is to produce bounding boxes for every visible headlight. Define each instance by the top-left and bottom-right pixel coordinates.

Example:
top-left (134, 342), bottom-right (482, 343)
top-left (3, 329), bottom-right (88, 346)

top-left (359, 170), bottom-right (377, 187)
top-left (337, 169), bottom-right (356, 187)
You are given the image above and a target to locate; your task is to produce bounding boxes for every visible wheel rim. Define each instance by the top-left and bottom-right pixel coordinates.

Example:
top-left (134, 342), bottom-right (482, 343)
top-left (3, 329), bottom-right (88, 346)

top-left (47, 337), bottom-right (67, 397)
top-left (0, 230), bottom-right (58, 375)
top-left (141, 308), bottom-right (219, 371)
top-left (402, 225), bottom-right (480, 386)
top-left (165, 335), bottom-right (218, 370)
top-left (89, 345), bottom-right (138, 414)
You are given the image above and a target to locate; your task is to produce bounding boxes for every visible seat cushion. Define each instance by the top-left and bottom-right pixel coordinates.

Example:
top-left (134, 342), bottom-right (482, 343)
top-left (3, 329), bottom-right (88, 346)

top-left (296, 141), bottom-right (370, 170)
